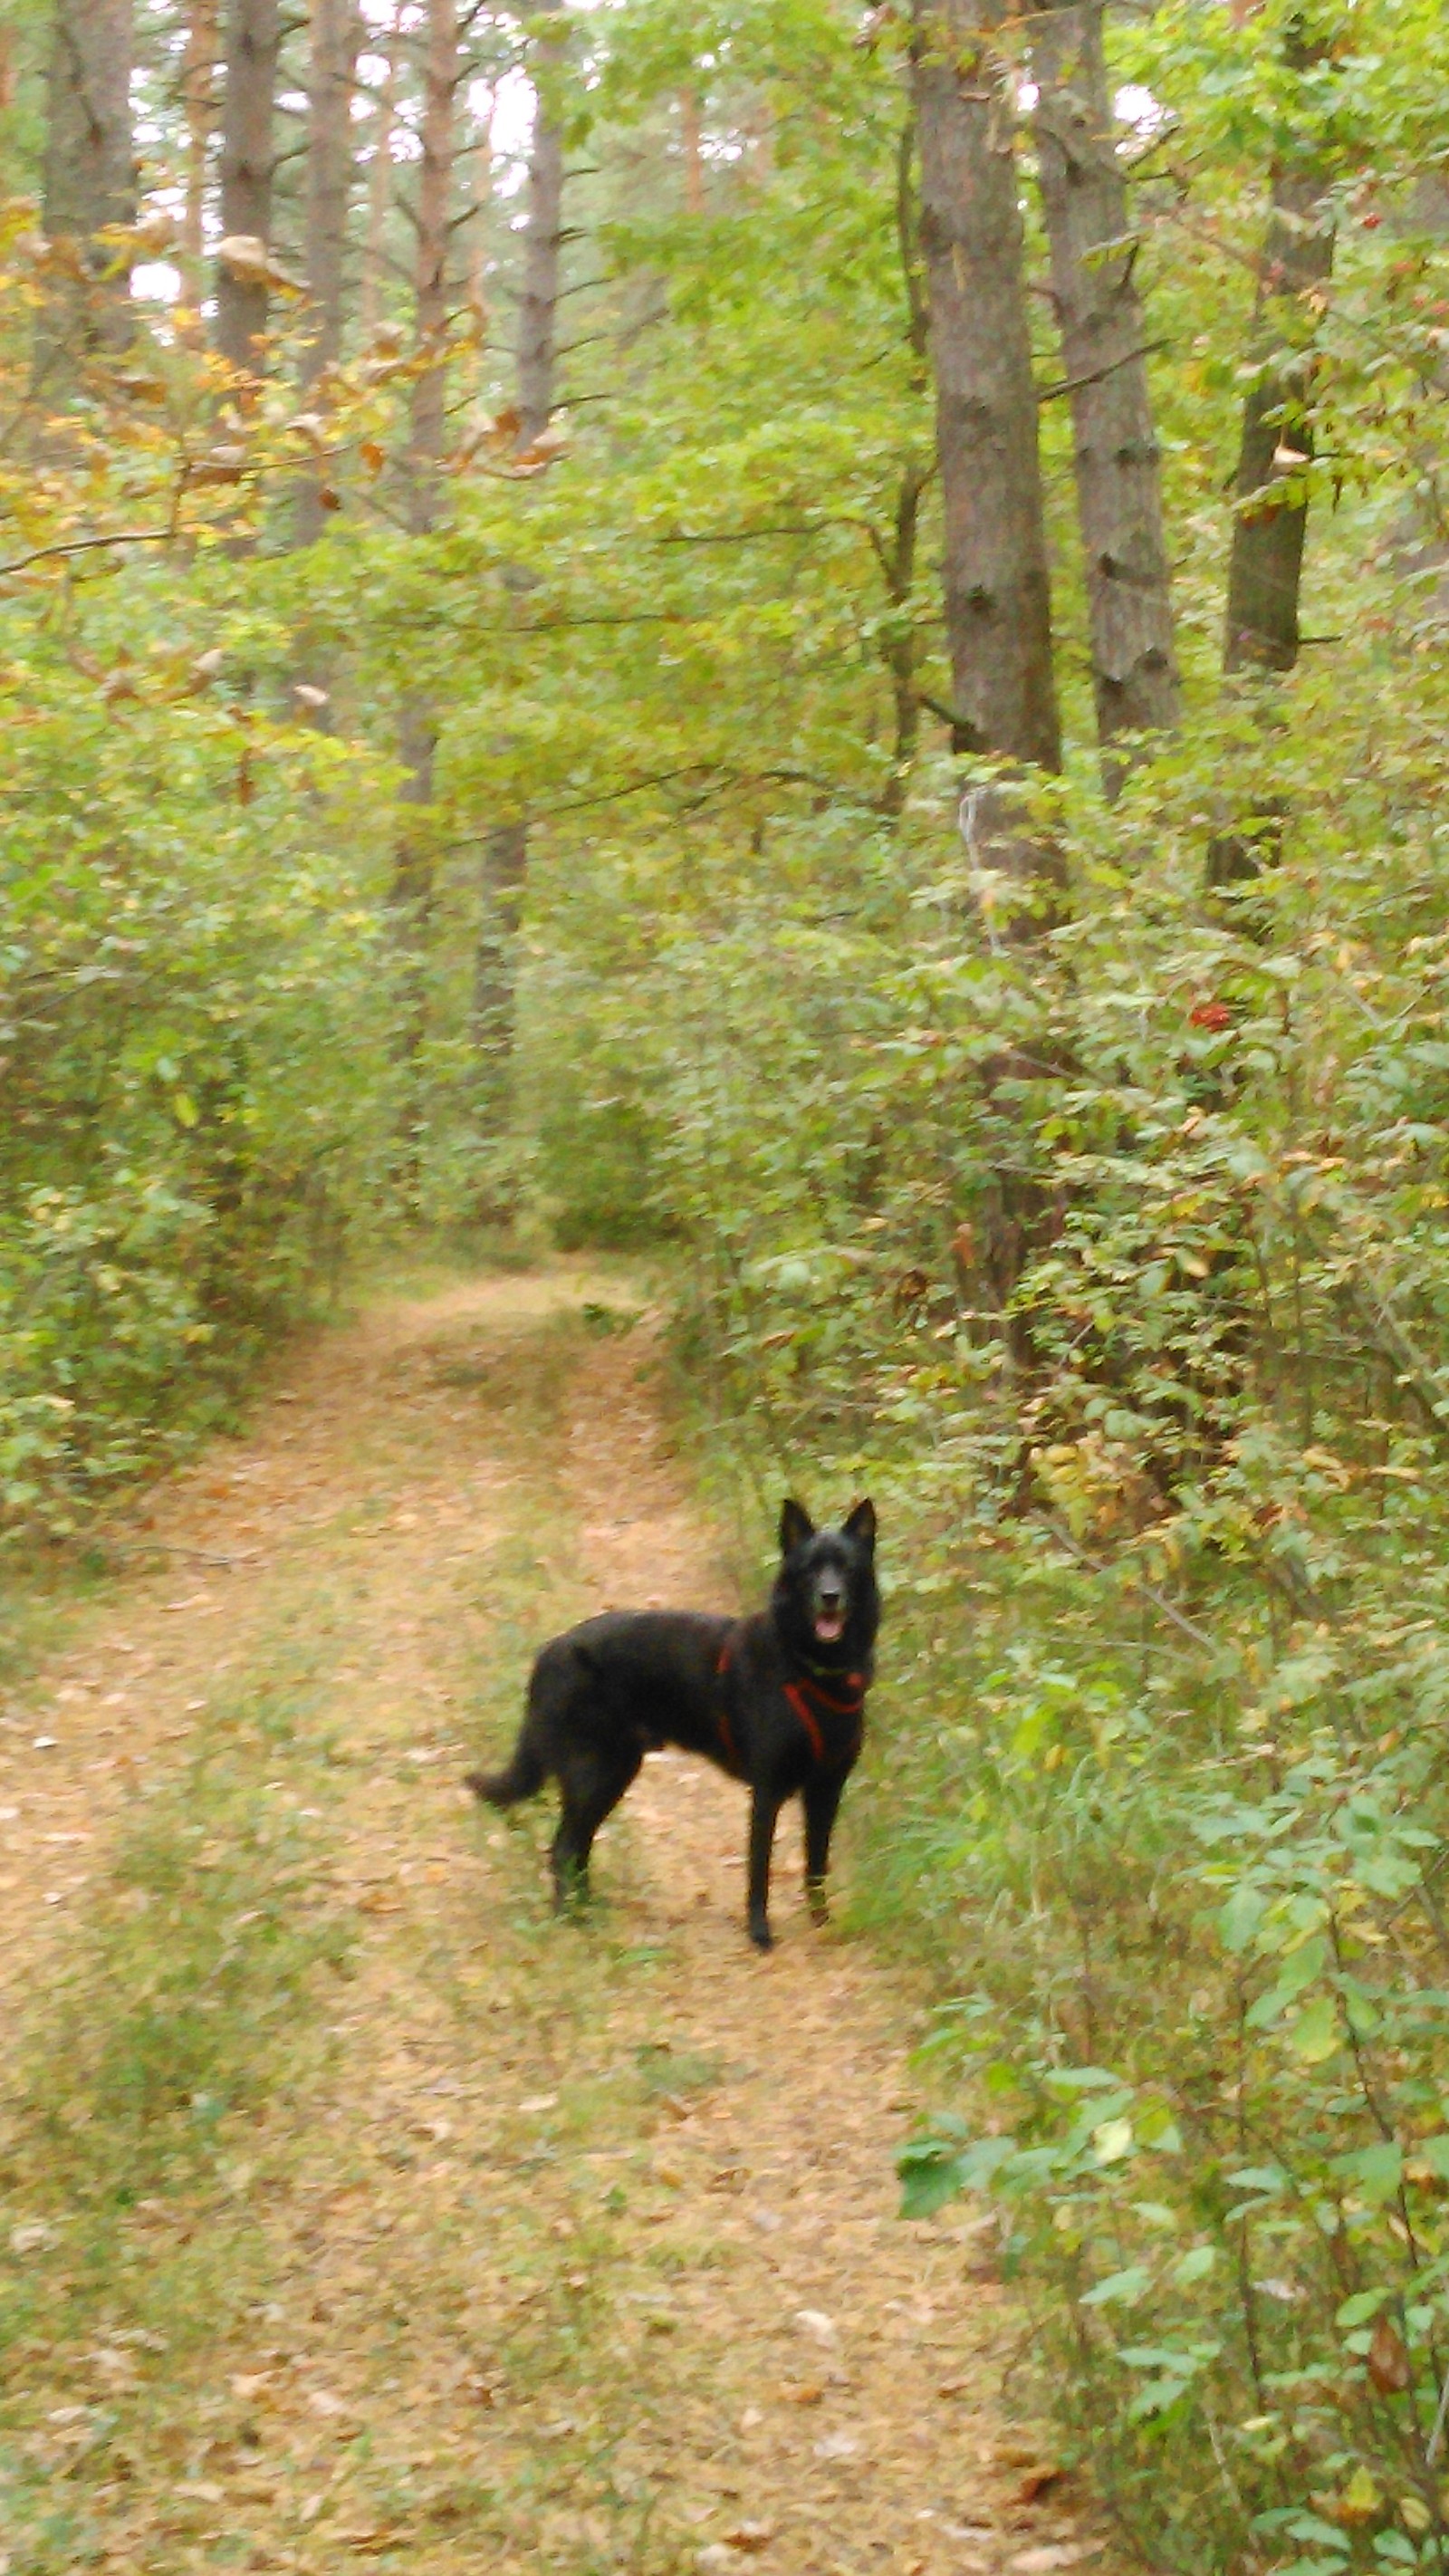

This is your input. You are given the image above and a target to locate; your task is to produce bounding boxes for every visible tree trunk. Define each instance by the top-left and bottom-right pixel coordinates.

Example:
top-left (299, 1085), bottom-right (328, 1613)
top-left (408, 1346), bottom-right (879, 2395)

top-left (1209, 28), bottom-right (1336, 892)
top-left (470, 25), bottom-right (571, 1166)
top-left (358, 11), bottom-right (399, 343)
top-left (911, 0), bottom-right (1061, 915)
top-left (1032, 0), bottom-right (1178, 785)
top-left (465, 100), bottom-right (494, 343)
top-left (294, 0), bottom-right (360, 548)
top-left (178, 0), bottom-right (218, 339)
top-left (515, 53), bottom-right (566, 446)
top-left (216, 0), bottom-right (281, 374)
top-left (34, 0), bottom-right (136, 389)
top-left (876, 457), bottom-right (929, 814)
top-left (1222, 43), bottom-right (1336, 676)
top-left (404, 0), bottom-right (457, 531)
top-left (389, 0), bottom-right (458, 1166)
top-left (680, 90), bottom-right (705, 216)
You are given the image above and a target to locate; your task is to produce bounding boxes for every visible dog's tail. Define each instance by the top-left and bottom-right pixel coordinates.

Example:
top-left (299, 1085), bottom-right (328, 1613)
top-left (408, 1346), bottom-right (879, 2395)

top-left (465, 1733), bottom-right (547, 1809)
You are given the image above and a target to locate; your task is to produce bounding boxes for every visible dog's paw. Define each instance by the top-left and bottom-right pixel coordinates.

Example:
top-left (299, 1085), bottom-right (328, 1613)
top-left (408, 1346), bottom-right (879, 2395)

top-left (748, 1922), bottom-right (775, 1952)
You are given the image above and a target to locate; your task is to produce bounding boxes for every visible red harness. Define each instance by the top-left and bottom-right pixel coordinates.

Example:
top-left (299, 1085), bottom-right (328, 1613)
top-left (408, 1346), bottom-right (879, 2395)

top-left (715, 1636), bottom-right (866, 1772)
top-left (782, 1671), bottom-right (867, 1766)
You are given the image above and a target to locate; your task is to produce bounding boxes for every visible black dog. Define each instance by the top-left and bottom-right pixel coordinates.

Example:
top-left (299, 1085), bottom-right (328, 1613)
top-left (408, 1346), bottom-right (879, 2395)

top-left (466, 1498), bottom-right (878, 1948)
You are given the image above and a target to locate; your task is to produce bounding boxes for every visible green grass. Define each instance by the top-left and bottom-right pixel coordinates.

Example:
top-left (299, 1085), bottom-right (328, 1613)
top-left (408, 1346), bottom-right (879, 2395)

top-left (0, 1629), bottom-right (354, 2573)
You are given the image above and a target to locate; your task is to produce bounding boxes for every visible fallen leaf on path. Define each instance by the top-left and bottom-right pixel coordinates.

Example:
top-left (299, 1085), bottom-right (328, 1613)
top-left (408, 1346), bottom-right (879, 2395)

top-left (305, 2389), bottom-right (347, 2417)
top-left (11, 2223), bottom-right (58, 2254)
top-left (795, 2307), bottom-right (837, 2344)
top-left (781, 2381), bottom-right (824, 2405)
top-left (814, 2431), bottom-right (860, 2459)
top-left (1016, 2466), bottom-right (1066, 2504)
top-left (722, 2520), bottom-right (775, 2551)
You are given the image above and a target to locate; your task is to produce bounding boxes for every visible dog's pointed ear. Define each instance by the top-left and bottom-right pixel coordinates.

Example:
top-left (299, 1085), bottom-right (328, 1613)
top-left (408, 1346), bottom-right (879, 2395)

top-left (843, 1497), bottom-right (877, 1553)
top-left (779, 1497), bottom-right (815, 1557)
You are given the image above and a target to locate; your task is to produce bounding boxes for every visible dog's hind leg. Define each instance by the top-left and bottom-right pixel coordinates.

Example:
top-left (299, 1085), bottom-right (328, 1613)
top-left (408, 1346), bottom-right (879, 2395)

top-left (551, 1744), bottom-right (642, 1913)
top-left (802, 1774), bottom-right (843, 1926)
top-left (746, 1789), bottom-right (783, 1951)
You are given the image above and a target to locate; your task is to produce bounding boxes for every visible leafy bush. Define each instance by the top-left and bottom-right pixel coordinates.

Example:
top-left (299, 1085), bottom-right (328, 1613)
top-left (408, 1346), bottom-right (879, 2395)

top-left (0, 610), bottom-right (398, 1533)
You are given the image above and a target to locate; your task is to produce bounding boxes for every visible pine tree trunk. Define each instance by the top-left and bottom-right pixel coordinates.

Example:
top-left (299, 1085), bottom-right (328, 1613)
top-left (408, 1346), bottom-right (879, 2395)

top-left (911, 0), bottom-right (1061, 913)
top-left (179, 0), bottom-right (218, 339)
top-left (1032, 0), bottom-right (1178, 783)
top-left (404, 0), bottom-right (457, 533)
top-left (515, 62), bottom-right (565, 446)
top-left (390, 0), bottom-right (458, 1165)
top-left (472, 26), bottom-right (570, 1160)
top-left (295, 0), bottom-right (360, 548)
top-left (358, 12), bottom-right (399, 343)
top-left (216, 0), bottom-right (281, 373)
top-left (34, 0), bottom-right (136, 389)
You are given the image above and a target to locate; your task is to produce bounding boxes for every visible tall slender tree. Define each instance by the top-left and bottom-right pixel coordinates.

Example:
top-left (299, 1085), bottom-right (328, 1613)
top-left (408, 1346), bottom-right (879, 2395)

top-left (472, 22), bottom-right (570, 1131)
top-left (216, 0), bottom-right (282, 373)
top-left (358, 6), bottom-right (399, 343)
top-left (178, 0), bottom-right (218, 338)
top-left (1222, 27), bottom-right (1337, 676)
top-left (295, 0), bottom-right (360, 546)
top-left (1032, 0), bottom-right (1178, 784)
top-left (514, 45), bottom-right (566, 447)
top-left (391, 0), bottom-right (460, 1153)
top-left (910, 0), bottom-right (1060, 909)
top-left (34, 0), bottom-right (137, 389)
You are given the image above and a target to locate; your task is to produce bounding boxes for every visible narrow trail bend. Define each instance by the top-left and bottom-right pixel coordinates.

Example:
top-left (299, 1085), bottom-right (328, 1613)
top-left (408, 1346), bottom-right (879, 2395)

top-left (0, 1269), bottom-right (1109, 2576)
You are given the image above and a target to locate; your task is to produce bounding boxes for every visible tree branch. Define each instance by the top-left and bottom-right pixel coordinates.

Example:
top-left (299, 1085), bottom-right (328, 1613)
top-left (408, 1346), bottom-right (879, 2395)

top-left (1036, 338), bottom-right (1168, 406)
top-left (0, 527), bottom-right (182, 581)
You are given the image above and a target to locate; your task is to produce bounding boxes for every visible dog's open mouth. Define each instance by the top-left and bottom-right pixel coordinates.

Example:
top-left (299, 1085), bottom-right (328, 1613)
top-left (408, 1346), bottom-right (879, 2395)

top-left (813, 1607), bottom-right (846, 1644)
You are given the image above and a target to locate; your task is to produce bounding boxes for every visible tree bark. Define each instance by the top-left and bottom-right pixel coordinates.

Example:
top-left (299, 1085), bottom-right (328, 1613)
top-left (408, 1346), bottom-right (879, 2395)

top-left (515, 50), bottom-right (566, 446)
top-left (403, 0), bottom-right (458, 532)
top-left (34, 0), bottom-right (136, 389)
top-left (1222, 42), bottom-right (1336, 676)
top-left (178, 0), bottom-right (218, 339)
top-left (472, 24), bottom-right (570, 1158)
top-left (1032, 0), bottom-right (1178, 783)
top-left (390, 0), bottom-right (459, 1157)
top-left (911, 0), bottom-right (1061, 915)
top-left (216, 0), bottom-right (282, 374)
top-left (294, 0), bottom-right (360, 548)
top-left (358, 9), bottom-right (399, 343)
top-left (1209, 28), bottom-right (1336, 893)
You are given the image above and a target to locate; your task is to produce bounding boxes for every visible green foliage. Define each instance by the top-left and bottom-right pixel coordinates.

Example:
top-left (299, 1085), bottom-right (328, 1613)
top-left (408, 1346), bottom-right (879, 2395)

top-left (0, 601), bottom-right (399, 1531)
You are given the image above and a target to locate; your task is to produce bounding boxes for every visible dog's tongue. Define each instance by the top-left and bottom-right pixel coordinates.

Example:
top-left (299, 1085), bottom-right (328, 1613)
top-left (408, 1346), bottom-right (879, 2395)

top-left (814, 1609), bottom-right (845, 1644)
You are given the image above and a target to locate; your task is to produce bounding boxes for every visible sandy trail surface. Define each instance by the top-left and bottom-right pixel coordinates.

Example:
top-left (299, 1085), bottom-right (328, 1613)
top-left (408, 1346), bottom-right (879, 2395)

top-left (0, 1269), bottom-right (1110, 2576)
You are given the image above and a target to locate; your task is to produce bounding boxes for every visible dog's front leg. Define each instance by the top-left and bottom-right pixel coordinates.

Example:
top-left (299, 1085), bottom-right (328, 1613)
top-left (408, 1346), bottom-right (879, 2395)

top-left (802, 1773), bottom-right (843, 1924)
top-left (746, 1789), bottom-right (782, 1949)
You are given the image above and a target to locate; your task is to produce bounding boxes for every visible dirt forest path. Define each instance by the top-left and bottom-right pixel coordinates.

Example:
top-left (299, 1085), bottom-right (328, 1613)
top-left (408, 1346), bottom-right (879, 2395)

top-left (0, 1267), bottom-right (1109, 2576)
